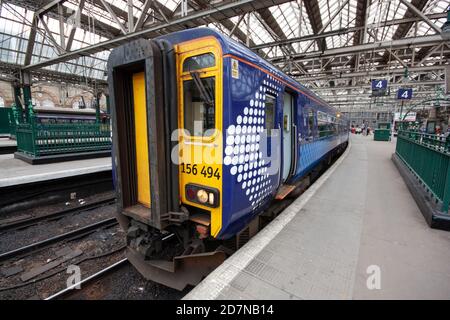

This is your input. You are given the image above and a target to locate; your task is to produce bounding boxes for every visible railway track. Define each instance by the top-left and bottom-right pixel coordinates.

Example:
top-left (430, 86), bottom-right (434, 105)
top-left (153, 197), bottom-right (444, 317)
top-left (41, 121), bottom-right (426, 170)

top-left (0, 217), bottom-right (118, 262)
top-left (0, 196), bottom-right (116, 232)
top-left (0, 171), bottom-right (113, 216)
top-left (45, 258), bottom-right (129, 300)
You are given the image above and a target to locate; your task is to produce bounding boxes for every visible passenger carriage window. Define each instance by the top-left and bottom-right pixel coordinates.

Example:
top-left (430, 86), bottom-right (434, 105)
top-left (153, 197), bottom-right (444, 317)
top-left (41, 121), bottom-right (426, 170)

top-left (317, 111), bottom-right (339, 137)
top-left (183, 53), bottom-right (215, 72)
top-left (265, 95), bottom-right (276, 136)
top-left (318, 121), bottom-right (327, 137)
top-left (183, 76), bottom-right (216, 136)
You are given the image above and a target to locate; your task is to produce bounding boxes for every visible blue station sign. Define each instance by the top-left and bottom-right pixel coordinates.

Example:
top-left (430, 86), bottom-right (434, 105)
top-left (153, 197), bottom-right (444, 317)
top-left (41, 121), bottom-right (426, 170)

top-left (371, 79), bottom-right (388, 90)
top-left (397, 88), bottom-right (413, 100)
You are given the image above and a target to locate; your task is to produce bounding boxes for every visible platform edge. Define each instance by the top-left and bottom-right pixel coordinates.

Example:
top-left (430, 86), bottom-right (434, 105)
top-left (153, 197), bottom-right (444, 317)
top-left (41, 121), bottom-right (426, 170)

top-left (183, 142), bottom-right (352, 300)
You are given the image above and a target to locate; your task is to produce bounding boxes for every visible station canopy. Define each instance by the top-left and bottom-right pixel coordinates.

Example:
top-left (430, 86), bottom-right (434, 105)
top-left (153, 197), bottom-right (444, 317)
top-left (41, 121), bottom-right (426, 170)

top-left (0, 0), bottom-right (448, 110)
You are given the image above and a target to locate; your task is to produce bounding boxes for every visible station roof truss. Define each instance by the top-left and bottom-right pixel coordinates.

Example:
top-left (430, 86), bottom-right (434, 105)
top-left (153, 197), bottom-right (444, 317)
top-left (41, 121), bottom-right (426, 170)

top-left (0, 0), bottom-right (448, 110)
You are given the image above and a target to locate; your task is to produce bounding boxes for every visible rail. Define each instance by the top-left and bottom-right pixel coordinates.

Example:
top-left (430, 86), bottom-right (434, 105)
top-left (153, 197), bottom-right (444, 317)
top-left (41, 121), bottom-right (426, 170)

top-left (0, 217), bottom-right (118, 262)
top-left (45, 258), bottom-right (128, 300)
top-left (395, 130), bottom-right (450, 213)
top-left (0, 196), bottom-right (116, 232)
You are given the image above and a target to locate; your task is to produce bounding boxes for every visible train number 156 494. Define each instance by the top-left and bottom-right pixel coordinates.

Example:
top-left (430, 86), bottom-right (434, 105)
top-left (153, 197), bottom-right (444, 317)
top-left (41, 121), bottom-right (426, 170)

top-left (180, 163), bottom-right (220, 180)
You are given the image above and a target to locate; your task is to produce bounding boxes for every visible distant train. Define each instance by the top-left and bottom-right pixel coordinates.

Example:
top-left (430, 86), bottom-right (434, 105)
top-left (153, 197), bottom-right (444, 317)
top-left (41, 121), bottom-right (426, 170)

top-left (108, 28), bottom-right (349, 290)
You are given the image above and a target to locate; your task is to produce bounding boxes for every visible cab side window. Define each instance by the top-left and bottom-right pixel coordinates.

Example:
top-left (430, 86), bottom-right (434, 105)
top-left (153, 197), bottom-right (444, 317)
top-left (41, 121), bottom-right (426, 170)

top-left (183, 53), bottom-right (215, 72)
top-left (183, 76), bottom-right (215, 136)
top-left (182, 53), bottom-right (216, 137)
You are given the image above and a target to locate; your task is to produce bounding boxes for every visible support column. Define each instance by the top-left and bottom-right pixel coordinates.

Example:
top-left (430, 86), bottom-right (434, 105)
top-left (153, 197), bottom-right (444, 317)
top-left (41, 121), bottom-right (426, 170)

top-left (95, 91), bottom-right (101, 123)
top-left (12, 82), bottom-right (24, 124)
top-left (106, 94), bottom-right (110, 115)
top-left (20, 71), bottom-right (32, 122)
top-left (429, 107), bottom-right (437, 120)
top-left (13, 83), bottom-right (22, 109)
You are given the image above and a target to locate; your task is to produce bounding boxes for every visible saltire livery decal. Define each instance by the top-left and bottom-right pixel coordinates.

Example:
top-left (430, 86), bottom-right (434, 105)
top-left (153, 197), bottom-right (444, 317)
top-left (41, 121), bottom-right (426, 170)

top-left (224, 73), bottom-right (283, 211)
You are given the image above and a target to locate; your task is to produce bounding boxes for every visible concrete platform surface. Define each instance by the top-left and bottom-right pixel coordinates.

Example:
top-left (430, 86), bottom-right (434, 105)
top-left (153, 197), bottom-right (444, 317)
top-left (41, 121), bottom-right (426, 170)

top-left (185, 135), bottom-right (450, 300)
top-left (0, 153), bottom-right (112, 187)
top-left (0, 137), bottom-right (17, 147)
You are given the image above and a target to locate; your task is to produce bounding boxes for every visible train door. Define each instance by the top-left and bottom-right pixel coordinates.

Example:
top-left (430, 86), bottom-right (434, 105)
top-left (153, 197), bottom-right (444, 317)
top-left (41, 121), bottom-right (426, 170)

top-left (132, 72), bottom-right (151, 207)
top-left (282, 92), bottom-right (295, 181)
top-left (176, 37), bottom-right (223, 238)
top-left (108, 39), bottom-right (178, 231)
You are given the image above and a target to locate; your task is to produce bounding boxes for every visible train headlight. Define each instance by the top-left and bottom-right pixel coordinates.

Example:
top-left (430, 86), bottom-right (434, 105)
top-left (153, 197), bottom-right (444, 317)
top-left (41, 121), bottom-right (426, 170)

top-left (185, 184), bottom-right (219, 208)
top-left (197, 189), bottom-right (208, 204)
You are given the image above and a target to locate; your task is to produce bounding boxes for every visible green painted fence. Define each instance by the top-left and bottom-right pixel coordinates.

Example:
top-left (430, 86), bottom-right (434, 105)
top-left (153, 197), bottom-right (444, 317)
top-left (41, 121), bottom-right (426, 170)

top-left (374, 129), bottom-right (391, 141)
top-left (395, 130), bottom-right (450, 213)
top-left (16, 120), bottom-right (111, 157)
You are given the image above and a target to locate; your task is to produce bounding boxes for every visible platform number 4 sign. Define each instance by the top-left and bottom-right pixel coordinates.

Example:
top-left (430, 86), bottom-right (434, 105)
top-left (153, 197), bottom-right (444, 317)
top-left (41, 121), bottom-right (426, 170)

top-left (397, 88), bottom-right (413, 100)
top-left (371, 79), bottom-right (388, 97)
top-left (372, 80), bottom-right (387, 90)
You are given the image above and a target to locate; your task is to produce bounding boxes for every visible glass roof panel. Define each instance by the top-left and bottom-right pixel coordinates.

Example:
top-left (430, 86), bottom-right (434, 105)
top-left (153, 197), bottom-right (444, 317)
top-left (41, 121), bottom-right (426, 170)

top-left (367, 0), bottom-right (407, 41)
top-left (405, 0), bottom-right (447, 37)
top-left (0, 0), bottom-right (449, 85)
top-left (319, 0), bottom-right (357, 30)
top-left (229, 13), bottom-right (275, 46)
top-left (158, 0), bottom-right (180, 12)
top-left (268, 1), bottom-right (314, 53)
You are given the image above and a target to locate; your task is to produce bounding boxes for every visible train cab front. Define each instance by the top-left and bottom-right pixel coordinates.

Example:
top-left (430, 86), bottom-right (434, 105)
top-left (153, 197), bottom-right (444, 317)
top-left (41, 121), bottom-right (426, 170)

top-left (107, 37), bottom-right (225, 290)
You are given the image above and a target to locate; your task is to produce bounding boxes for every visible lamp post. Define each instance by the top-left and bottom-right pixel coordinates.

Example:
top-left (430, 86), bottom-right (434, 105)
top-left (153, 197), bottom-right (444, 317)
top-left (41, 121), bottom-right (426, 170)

top-left (399, 100), bottom-right (405, 130)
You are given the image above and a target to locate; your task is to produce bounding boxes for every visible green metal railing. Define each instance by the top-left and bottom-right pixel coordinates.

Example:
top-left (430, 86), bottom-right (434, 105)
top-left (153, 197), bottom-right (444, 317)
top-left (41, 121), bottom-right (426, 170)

top-left (8, 105), bottom-right (20, 138)
top-left (396, 130), bottom-right (450, 213)
top-left (15, 104), bottom-right (111, 157)
top-left (374, 122), bottom-right (391, 141)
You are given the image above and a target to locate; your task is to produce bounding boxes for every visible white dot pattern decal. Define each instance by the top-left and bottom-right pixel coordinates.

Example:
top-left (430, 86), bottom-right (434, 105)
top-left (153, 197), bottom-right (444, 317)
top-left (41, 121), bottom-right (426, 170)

top-left (224, 74), bottom-right (281, 210)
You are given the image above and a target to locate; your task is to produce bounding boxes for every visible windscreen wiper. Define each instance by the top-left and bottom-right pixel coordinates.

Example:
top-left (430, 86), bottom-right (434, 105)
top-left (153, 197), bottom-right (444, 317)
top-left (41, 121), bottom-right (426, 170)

top-left (190, 72), bottom-right (214, 106)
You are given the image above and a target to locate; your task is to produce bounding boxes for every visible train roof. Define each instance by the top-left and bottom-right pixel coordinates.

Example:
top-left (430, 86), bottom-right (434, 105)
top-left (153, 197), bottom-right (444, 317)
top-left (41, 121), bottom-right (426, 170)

top-left (157, 27), bottom-right (335, 113)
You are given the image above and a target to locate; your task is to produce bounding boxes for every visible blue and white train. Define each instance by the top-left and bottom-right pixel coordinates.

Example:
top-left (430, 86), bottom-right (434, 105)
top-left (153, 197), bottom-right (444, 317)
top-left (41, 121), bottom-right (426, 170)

top-left (108, 27), bottom-right (349, 290)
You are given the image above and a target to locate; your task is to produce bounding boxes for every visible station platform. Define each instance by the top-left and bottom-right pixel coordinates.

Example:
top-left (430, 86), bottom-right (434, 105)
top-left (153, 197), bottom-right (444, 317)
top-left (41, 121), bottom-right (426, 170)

top-left (0, 153), bottom-right (112, 188)
top-left (185, 135), bottom-right (450, 300)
